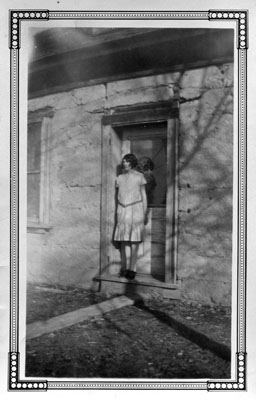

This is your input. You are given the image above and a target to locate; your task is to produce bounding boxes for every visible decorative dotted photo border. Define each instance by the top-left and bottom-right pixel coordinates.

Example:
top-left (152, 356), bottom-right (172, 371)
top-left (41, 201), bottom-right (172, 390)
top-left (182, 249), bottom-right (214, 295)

top-left (9, 9), bottom-right (247, 391)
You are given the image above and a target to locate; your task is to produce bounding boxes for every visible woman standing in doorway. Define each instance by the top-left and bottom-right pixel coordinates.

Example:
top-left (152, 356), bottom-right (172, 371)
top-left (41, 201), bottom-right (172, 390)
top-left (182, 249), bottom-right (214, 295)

top-left (114, 153), bottom-right (147, 280)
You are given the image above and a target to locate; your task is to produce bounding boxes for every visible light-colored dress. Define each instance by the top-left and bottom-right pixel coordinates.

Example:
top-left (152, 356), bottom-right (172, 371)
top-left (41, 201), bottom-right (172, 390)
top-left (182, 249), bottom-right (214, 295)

top-left (114, 170), bottom-right (147, 242)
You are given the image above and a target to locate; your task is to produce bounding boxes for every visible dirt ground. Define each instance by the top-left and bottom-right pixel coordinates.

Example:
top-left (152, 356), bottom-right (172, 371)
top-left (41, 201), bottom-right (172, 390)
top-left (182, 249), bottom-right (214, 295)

top-left (25, 283), bottom-right (231, 379)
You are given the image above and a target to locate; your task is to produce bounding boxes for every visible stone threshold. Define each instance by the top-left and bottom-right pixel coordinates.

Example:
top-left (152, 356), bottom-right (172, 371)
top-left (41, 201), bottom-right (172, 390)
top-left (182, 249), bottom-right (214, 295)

top-left (94, 274), bottom-right (180, 290)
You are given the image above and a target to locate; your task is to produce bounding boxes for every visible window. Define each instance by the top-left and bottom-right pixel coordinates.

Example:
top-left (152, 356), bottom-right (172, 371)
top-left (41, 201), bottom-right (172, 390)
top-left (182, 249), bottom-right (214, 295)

top-left (27, 111), bottom-right (52, 231)
top-left (27, 122), bottom-right (42, 221)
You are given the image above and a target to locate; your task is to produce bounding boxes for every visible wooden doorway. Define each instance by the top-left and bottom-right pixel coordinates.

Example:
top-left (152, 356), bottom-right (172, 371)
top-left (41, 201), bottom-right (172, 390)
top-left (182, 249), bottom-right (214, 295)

top-left (101, 103), bottom-right (178, 284)
top-left (121, 124), bottom-right (167, 281)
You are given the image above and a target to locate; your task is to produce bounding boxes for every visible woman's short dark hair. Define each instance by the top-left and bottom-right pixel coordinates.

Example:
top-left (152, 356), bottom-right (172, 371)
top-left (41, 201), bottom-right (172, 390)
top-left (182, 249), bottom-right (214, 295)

top-left (122, 153), bottom-right (138, 169)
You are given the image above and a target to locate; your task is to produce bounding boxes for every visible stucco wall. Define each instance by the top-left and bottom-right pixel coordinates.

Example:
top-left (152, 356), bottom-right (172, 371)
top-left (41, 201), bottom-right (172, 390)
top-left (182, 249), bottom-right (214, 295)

top-left (27, 64), bottom-right (233, 304)
top-left (27, 85), bottom-right (106, 287)
top-left (177, 65), bottom-right (233, 305)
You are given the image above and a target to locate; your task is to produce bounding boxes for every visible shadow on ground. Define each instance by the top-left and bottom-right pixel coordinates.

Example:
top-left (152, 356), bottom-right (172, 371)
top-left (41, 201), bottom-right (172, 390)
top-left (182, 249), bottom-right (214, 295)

top-left (25, 283), bottom-right (231, 379)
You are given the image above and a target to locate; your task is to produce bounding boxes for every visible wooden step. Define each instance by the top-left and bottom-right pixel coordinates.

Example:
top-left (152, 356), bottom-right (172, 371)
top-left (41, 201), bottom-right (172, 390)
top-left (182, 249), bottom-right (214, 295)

top-left (95, 274), bottom-right (181, 299)
top-left (94, 274), bottom-right (180, 290)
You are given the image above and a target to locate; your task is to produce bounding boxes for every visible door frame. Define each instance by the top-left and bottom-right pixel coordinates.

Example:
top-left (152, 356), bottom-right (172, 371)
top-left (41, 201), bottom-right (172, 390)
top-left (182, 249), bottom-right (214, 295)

top-left (100, 100), bottom-right (179, 284)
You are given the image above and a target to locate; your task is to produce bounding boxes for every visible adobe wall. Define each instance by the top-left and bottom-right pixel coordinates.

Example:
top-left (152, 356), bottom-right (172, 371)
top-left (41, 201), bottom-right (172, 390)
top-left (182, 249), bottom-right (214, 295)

top-left (27, 63), bottom-right (233, 305)
top-left (27, 85), bottom-right (106, 288)
top-left (177, 65), bottom-right (233, 305)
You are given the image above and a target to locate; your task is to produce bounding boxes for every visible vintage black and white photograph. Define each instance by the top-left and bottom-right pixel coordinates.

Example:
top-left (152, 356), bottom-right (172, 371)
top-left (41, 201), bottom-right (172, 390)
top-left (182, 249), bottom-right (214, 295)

top-left (4, 1), bottom-right (252, 393)
top-left (24, 21), bottom-right (235, 381)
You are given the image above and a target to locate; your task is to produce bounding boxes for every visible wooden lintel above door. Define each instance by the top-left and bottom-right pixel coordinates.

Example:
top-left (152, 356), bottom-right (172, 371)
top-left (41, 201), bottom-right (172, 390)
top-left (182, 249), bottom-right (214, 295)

top-left (102, 100), bottom-right (179, 127)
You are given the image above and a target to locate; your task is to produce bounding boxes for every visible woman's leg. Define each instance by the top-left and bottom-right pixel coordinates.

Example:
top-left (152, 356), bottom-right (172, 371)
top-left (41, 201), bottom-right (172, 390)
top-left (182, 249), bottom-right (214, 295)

top-left (120, 242), bottom-right (127, 271)
top-left (130, 242), bottom-right (139, 272)
top-left (122, 242), bottom-right (131, 270)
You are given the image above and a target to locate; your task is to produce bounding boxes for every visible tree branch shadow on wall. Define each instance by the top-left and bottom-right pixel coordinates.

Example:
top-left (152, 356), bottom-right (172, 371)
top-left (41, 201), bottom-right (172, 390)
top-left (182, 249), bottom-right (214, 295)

top-left (165, 66), bottom-right (233, 290)
top-left (105, 65), bottom-right (233, 290)
top-left (26, 61), bottom-right (233, 380)
top-left (31, 62), bottom-right (233, 302)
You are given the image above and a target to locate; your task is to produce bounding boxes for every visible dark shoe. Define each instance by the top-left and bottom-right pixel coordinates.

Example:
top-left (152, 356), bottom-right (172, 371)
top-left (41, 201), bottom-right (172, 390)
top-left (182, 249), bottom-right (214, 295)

top-left (129, 271), bottom-right (136, 280)
top-left (124, 270), bottom-right (131, 279)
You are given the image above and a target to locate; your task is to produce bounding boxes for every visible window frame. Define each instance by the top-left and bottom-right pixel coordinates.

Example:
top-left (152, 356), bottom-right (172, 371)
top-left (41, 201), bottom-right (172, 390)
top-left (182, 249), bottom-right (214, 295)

top-left (27, 108), bottom-right (53, 233)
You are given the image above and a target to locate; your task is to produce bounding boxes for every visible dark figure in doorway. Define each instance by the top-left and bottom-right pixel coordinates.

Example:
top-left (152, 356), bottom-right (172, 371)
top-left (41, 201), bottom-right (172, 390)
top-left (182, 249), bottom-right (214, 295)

top-left (114, 153), bottom-right (147, 280)
top-left (137, 156), bottom-right (157, 205)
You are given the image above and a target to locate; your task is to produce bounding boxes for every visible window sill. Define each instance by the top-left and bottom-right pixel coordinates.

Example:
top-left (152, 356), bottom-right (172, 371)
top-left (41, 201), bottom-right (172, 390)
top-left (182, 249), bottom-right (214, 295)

top-left (27, 223), bottom-right (52, 234)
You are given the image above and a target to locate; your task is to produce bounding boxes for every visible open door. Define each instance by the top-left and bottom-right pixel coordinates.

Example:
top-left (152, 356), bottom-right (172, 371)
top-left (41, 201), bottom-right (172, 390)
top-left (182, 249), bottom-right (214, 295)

top-left (122, 124), bottom-right (167, 281)
top-left (101, 112), bottom-right (178, 284)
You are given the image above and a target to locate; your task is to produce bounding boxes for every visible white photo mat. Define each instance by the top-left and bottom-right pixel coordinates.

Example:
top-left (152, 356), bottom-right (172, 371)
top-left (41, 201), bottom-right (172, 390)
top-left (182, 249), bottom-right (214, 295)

top-left (4, 1), bottom-right (251, 394)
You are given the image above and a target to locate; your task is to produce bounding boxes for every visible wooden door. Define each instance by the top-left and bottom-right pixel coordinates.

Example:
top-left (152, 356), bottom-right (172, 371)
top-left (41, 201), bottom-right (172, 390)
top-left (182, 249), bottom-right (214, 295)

top-left (124, 125), bottom-right (167, 280)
